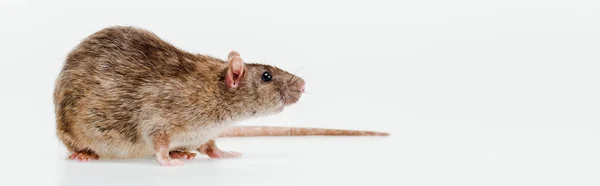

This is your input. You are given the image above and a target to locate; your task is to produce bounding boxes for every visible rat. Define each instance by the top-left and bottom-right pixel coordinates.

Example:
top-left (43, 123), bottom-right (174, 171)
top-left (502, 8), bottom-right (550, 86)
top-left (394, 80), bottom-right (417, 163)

top-left (53, 26), bottom-right (389, 166)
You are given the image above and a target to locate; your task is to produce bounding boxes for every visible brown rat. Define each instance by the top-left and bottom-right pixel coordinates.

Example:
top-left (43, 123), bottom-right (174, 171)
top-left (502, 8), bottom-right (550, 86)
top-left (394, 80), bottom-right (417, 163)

top-left (54, 26), bottom-right (388, 166)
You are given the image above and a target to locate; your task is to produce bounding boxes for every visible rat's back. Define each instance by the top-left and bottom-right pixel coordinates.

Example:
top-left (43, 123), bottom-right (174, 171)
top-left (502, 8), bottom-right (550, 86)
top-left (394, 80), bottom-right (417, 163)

top-left (60, 26), bottom-right (199, 77)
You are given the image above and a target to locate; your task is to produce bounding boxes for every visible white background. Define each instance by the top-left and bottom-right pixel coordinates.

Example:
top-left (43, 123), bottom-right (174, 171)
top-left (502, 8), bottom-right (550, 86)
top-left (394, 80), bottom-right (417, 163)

top-left (1, 0), bottom-right (599, 185)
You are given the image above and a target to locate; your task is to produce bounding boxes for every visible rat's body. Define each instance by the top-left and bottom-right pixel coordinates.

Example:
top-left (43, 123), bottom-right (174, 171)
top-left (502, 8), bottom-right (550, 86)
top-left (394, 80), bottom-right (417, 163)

top-left (54, 26), bottom-right (387, 166)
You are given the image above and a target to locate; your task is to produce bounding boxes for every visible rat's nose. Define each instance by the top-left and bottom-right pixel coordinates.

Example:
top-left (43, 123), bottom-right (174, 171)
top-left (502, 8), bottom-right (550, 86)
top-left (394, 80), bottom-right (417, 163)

top-left (300, 83), bottom-right (305, 92)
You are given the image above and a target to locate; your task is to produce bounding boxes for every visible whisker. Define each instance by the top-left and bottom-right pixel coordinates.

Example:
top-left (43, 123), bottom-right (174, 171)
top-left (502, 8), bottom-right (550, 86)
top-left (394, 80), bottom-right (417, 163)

top-left (279, 93), bottom-right (286, 104)
top-left (300, 73), bottom-right (309, 79)
top-left (290, 77), bottom-right (301, 87)
top-left (294, 66), bottom-right (304, 75)
top-left (291, 94), bottom-right (299, 101)
top-left (289, 90), bottom-right (313, 95)
top-left (286, 73), bottom-right (296, 84)
top-left (288, 75), bottom-right (298, 84)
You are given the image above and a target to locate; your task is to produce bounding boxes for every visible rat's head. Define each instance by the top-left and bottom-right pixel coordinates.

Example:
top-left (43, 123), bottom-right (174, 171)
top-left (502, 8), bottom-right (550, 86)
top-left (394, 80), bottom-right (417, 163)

top-left (222, 51), bottom-right (305, 116)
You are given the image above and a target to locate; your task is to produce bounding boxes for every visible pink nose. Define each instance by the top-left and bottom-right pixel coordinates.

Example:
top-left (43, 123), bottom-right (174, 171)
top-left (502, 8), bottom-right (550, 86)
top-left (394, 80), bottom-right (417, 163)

top-left (300, 84), bottom-right (305, 92)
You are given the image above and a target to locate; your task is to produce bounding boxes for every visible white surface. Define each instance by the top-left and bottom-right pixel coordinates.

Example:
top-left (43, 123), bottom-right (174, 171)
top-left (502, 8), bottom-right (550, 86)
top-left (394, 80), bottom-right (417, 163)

top-left (1, 0), bottom-right (600, 185)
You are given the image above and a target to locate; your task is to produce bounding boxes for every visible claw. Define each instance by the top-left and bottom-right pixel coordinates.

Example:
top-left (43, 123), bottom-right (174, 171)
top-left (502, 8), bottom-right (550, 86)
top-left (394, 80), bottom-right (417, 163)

top-left (169, 151), bottom-right (197, 160)
top-left (68, 151), bottom-right (99, 162)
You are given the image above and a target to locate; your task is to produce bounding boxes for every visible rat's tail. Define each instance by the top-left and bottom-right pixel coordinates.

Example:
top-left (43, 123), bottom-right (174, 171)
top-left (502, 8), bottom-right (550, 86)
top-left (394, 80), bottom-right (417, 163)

top-left (218, 126), bottom-right (390, 137)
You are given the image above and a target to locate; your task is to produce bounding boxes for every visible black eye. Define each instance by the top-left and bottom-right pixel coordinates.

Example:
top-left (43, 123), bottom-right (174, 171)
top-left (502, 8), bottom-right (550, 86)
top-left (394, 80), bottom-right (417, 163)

top-left (261, 71), bottom-right (272, 82)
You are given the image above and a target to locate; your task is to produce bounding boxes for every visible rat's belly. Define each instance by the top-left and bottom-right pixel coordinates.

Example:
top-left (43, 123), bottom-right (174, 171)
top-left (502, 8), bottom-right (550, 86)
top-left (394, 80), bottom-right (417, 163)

top-left (85, 124), bottom-right (231, 159)
top-left (169, 124), bottom-right (230, 150)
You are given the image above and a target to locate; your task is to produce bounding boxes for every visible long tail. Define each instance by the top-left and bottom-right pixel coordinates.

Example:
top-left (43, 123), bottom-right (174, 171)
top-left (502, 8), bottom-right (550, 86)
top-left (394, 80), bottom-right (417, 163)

top-left (218, 126), bottom-right (390, 137)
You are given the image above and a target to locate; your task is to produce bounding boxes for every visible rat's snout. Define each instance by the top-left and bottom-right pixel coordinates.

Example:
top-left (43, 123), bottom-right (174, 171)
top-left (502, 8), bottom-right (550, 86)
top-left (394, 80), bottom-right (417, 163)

top-left (296, 79), bottom-right (306, 94)
top-left (283, 77), bottom-right (305, 105)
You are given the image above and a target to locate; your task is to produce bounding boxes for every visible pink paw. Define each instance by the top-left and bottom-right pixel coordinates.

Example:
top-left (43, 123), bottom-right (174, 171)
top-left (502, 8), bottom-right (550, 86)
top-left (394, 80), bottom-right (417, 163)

top-left (68, 152), bottom-right (99, 162)
top-left (208, 151), bottom-right (242, 159)
top-left (169, 151), bottom-right (197, 160)
top-left (158, 159), bottom-right (184, 166)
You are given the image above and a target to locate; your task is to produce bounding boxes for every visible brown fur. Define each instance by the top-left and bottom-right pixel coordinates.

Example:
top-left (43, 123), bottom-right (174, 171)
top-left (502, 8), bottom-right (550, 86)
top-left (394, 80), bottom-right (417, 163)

top-left (54, 26), bottom-right (386, 163)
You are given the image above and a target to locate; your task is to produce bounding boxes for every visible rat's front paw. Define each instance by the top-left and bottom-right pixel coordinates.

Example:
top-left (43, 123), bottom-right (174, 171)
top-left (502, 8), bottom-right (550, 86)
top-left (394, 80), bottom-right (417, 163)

top-left (221, 151), bottom-right (242, 158)
top-left (208, 150), bottom-right (242, 159)
top-left (158, 159), bottom-right (184, 166)
top-left (198, 139), bottom-right (243, 159)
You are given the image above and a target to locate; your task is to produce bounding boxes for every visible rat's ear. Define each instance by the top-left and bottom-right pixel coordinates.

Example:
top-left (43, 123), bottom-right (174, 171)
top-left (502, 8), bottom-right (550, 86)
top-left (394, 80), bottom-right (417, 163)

top-left (225, 50), bottom-right (245, 89)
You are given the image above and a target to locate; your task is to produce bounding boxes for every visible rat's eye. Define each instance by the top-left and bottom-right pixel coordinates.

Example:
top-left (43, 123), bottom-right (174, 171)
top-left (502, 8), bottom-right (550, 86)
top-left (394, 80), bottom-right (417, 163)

top-left (261, 71), bottom-right (272, 82)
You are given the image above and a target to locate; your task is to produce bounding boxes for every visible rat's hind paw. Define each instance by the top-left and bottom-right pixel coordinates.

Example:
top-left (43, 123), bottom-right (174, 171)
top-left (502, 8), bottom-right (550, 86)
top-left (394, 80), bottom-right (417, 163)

top-left (68, 151), bottom-right (99, 162)
top-left (158, 159), bottom-right (184, 166)
top-left (169, 150), bottom-right (197, 160)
